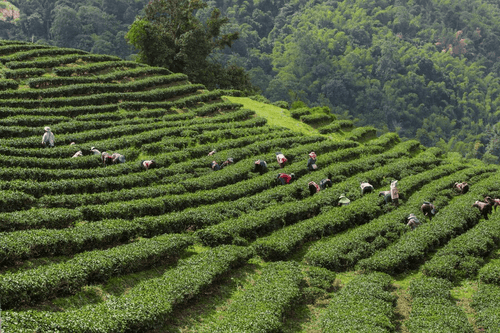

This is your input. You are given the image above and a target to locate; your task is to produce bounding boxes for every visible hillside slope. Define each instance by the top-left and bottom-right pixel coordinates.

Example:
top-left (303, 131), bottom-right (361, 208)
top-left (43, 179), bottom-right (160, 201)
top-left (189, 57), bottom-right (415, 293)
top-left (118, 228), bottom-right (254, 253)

top-left (0, 41), bottom-right (499, 332)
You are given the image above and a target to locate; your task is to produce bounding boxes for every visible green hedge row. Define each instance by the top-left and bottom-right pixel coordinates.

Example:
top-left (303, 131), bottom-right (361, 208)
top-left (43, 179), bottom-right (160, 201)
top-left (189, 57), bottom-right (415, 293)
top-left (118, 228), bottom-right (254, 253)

top-left (0, 114), bottom-right (71, 127)
top-left (0, 130), bottom-right (274, 182)
top-left (304, 165), bottom-right (492, 270)
top-left (0, 207), bottom-right (83, 231)
top-left (478, 260), bottom-right (500, 285)
top-left (5, 129), bottom-right (285, 182)
top-left (290, 107), bottom-right (310, 119)
top-left (357, 173), bottom-right (500, 274)
top-left (320, 272), bottom-right (396, 332)
top-left (318, 120), bottom-right (354, 134)
top-left (0, 74), bottom-right (188, 100)
top-left (0, 46), bottom-right (87, 63)
top-left (0, 180), bottom-right (298, 263)
top-left (3, 130), bottom-right (309, 196)
top-left (75, 109), bottom-right (190, 123)
top-left (0, 44), bottom-right (52, 56)
top-left (53, 60), bottom-right (146, 76)
top-left (255, 160), bottom-right (463, 262)
top-left (5, 53), bottom-right (121, 69)
top-left (27, 66), bottom-right (173, 88)
top-left (119, 89), bottom-right (223, 110)
top-left (405, 276), bottom-right (473, 333)
top-left (77, 139), bottom-right (356, 220)
top-left (472, 283), bottom-right (500, 331)
top-left (204, 261), bottom-right (303, 332)
top-left (2, 109), bottom-right (256, 149)
top-left (3, 67), bottom-right (46, 79)
top-left (0, 233), bottom-right (194, 309)
top-left (0, 140), bottom-right (368, 261)
top-left (0, 190), bottom-right (36, 212)
top-left (141, 126), bottom-right (289, 155)
top-left (300, 113), bottom-right (334, 124)
top-left (422, 211), bottom-right (500, 281)
top-left (197, 147), bottom-right (440, 247)
top-left (2, 245), bottom-right (253, 332)
top-left (0, 78), bottom-right (18, 90)
top-left (0, 83), bottom-right (205, 109)
top-left (344, 126), bottom-right (377, 141)
top-left (191, 101), bottom-right (243, 116)
top-left (0, 104), bottom-right (118, 118)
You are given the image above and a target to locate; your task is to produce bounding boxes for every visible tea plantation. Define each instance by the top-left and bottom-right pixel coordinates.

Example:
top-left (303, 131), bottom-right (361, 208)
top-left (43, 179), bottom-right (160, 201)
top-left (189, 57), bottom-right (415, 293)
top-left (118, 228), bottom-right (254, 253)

top-left (0, 40), bottom-right (499, 332)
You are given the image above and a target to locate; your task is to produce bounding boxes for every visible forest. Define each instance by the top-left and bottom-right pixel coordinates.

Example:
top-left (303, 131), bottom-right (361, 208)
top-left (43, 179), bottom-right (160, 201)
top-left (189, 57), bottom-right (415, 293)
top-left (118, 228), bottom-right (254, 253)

top-left (3, 0), bottom-right (500, 161)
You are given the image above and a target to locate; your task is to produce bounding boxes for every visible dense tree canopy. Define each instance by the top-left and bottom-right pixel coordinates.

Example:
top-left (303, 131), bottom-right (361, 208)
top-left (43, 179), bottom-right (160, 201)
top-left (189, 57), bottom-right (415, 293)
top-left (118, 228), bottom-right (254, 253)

top-left (206, 0), bottom-right (500, 161)
top-left (3, 0), bottom-right (146, 58)
top-left (126, 0), bottom-right (254, 91)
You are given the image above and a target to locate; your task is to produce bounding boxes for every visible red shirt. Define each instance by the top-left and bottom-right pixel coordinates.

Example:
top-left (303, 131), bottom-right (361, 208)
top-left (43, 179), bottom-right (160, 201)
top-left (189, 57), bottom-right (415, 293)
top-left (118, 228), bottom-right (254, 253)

top-left (279, 173), bottom-right (292, 184)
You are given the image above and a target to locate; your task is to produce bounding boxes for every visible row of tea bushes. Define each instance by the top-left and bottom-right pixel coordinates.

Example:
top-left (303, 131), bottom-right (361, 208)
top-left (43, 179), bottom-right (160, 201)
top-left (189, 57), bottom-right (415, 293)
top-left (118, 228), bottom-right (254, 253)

top-left (405, 276), bottom-right (473, 332)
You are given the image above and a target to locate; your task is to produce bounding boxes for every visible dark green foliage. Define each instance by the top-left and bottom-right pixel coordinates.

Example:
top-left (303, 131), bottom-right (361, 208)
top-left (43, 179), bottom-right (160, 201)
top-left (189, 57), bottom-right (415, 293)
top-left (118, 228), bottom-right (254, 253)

top-left (2, 245), bottom-right (253, 332)
top-left (126, 0), bottom-right (253, 92)
top-left (422, 213), bottom-right (500, 281)
top-left (290, 107), bottom-right (310, 119)
top-left (204, 261), bottom-right (303, 332)
top-left (472, 283), bottom-right (500, 331)
top-left (406, 276), bottom-right (474, 333)
top-left (357, 173), bottom-right (500, 274)
top-left (0, 79), bottom-right (18, 90)
top-left (320, 272), bottom-right (396, 332)
top-left (0, 233), bottom-right (194, 309)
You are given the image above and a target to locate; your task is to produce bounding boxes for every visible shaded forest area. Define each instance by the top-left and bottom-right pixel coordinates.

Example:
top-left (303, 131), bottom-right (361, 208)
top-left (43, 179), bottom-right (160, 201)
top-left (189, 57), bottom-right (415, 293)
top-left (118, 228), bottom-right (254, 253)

top-left (3, 0), bottom-right (500, 161)
top-left (209, 0), bottom-right (500, 162)
top-left (0, 0), bottom-right (147, 58)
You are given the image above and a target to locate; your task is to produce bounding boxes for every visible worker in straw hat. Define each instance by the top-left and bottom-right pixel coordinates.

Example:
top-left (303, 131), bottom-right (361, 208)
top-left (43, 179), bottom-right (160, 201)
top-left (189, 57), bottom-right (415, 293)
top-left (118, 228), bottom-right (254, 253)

top-left (41, 126), bottom-right (55, 148)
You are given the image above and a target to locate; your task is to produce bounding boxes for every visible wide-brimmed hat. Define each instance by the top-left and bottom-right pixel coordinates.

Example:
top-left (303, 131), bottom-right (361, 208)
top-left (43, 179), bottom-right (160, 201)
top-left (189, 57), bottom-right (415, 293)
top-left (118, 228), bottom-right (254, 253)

top-left (309, 152), bottom-right (317, 159)
top-left (44, 127), bottom-right (50, 132)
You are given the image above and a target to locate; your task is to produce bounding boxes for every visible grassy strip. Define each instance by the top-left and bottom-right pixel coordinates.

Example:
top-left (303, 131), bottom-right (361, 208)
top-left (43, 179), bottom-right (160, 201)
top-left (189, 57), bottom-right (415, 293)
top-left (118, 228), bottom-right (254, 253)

top-left (405, 276), bottom-right (474, 332)
top-left (320, 272), bottom-right (396, 332)
top-left (304, 165), bottom-right (493, 270)
top-left (357, 172), bottom-right (500, 274)
top-left (2, 245), bottom-right (253, 332)
top-left (203, 261), bottom-right (303, 332)
top-left (0, 233), bottom-right (194, 309)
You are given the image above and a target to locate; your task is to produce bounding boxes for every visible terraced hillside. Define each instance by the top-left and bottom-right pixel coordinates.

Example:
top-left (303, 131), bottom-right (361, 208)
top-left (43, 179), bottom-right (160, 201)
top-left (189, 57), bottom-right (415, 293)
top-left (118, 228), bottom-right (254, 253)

top-left (1, 40), bottom-right (500, 333)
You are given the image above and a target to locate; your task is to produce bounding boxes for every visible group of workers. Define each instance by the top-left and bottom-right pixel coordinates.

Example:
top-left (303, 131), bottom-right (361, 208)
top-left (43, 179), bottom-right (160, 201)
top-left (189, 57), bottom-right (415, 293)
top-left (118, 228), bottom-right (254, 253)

top-left (44, 127), bottom-right (157, 170)
top-left (46, 127), bottom-right (496, 230)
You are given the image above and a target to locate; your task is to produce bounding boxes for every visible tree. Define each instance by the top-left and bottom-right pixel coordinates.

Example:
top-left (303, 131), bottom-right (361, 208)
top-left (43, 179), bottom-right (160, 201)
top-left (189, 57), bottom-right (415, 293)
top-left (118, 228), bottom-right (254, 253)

top-left (126, 0), bottom-right (252, 91)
